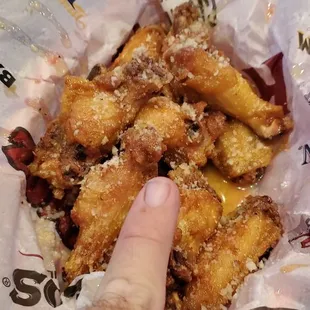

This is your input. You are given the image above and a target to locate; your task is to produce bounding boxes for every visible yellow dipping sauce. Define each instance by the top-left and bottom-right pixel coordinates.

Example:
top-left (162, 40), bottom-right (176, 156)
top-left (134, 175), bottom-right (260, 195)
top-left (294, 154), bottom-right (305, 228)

top-left (203, 164), bottom-right (251, 215)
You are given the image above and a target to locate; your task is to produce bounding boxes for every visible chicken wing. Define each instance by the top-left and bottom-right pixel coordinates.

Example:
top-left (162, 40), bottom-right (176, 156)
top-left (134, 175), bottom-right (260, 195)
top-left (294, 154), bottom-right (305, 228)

top-left (135, 96), bottom-right (226, 167)
top-left (135, 96), bottom-right (188, 149)
top-left (182, 195), bottom-right (283, 310)
top-left (29, 119), bottom-right (101, 199)
top-left (161, 2), bottom-right (210, 104)
top-left (164, 3), bottom-right (293, 139)
top-left (64, 124), bottom-right (166, 283)
top-left (110, 25), bottom-right (166, 69)
top-left (211, 120), bottom-right (273, 185)
top-left (61, 52), bottom-right (172, 151)
top-left (164, 105), bottom-right (226, 167)
top-left (168, 164), bottom-right (222, 280)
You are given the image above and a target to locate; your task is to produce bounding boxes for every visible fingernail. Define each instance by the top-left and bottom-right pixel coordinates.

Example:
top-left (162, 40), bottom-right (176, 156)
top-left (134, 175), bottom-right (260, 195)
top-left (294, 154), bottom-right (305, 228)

top-left (144, 180), bottom-right (171, 208)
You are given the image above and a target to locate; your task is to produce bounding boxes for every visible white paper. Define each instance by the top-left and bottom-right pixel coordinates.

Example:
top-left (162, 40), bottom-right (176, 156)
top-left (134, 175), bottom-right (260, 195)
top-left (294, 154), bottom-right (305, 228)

top-left (1, 0), bottom-right (310, 309)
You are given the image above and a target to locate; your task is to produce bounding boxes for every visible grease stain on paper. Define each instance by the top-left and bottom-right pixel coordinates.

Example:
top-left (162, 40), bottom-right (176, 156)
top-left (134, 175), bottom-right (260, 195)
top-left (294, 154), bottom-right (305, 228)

top-left (45, 53), bottom-right (69, 76)
top-left (58, 0), bottom-right (87, 30)
top-left (266, 3), bottom-right (275, 22)
top-left (0, 17), bottom-right (47, 55)
top-left (292, 63), bottom-right (305, 79)
top-left (25, 97), bottom-right (52, 124)
top-left (3, 85), bottom-right (18, 98)
top-left (28, 0), bottom-right (72, 49)
top-left (0, 127), bottom-right (10, 139)
top-left (281, 264), bottom-right (310, 273)
top-left (0, 17), bottom-right (70, 77)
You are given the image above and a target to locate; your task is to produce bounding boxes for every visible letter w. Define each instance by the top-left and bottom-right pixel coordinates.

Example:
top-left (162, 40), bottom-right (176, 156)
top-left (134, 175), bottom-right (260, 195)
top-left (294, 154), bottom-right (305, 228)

top-left (299, 31), bottom-right (310, 54)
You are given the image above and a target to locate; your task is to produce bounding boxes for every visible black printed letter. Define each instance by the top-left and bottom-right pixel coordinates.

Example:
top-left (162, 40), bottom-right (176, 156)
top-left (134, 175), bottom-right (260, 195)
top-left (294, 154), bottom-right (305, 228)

top-left (0, 68), bottom-right (15, 88)
top-left (9, 269), bottom-right (47, 307)
top-left (302, 144), bottom-right (310, 166)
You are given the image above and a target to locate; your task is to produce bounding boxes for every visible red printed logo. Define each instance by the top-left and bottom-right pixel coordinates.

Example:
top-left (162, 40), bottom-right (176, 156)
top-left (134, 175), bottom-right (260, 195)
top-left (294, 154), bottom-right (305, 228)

top-left (1, 127), bottom-right (52, 206)
top-left (288, 216), bottom-right (310, 253)
top-left (243, 52), bottom-right (288, 111)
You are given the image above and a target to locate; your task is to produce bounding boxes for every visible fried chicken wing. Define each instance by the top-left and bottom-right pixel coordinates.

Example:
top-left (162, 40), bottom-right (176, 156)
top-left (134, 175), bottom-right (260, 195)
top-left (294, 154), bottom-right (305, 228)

top-left (163, 3), bottom-right (293, 139)
top-left (211, 120), bottom-right (273, 185)
top-left (161, 2), bottom-right (210, 104)
top-left (61, 53), bottom-right (172, 151)
top-left (110, 25), bottom-right (166, 69)
top-left (135, 97), bottom-right (226, 167)
top-left (165, 104), bottom-right (226, 167)
top-left (29, 120), bottom-right (100, 199)
top-left (162, 2), bottom-right (210, 55)
top-left (135, 96), bottom-right (188, 149)
top-left (182, 196), bottom-right (283, 310)
top-left (64, 125), bottom-right (165, 283)
top-left (168, 164), bottom-right (222, 278)
top-left (165, 105), bottom-right (226, 167)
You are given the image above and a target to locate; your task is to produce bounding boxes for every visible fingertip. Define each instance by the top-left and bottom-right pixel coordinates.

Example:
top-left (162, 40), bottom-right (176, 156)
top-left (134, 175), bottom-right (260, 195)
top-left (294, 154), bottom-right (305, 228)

top-left (150, 176), bottom-right (180, 194)
top-left (143, 177), bottom-right (180, 209)
top-left (94, 177), bottom-right (181, 310)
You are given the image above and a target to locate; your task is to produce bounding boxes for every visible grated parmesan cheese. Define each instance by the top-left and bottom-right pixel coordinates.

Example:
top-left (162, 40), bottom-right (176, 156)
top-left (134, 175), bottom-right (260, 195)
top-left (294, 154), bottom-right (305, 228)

top-left (246, 257), bottom-right (258, 272)
top-left (220, 283), bottom-right (234, 300)
top-left (188, 72), bottom-right (195, 78)
top-left (182, 102), bottom-right (197, 120)
top-left (132, 45), bottom-right (147, 58)
top-left (111, 76), bottom-right (118, 87)
top-left (258, 260), bottom-right (265, 269)
top-left (112, 146), bottom-right (118, 156)
top-left (101, 136), bottom-right (109, 145)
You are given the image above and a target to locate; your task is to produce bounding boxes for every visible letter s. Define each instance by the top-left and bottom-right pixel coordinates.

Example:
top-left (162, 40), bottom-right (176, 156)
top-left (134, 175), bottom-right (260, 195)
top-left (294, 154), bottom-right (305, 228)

top-left (9, 269), bottom-right (47, 307)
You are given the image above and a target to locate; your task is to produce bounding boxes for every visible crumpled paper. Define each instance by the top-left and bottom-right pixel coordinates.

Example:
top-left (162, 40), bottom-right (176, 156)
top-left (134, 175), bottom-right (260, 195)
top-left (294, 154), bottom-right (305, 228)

top-left (1, 0), bottom-right (310, 309)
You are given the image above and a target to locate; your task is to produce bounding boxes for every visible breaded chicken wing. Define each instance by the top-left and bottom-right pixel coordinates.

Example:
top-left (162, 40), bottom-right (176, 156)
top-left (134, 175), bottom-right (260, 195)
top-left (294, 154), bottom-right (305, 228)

top-left (182, 196), bottom-right (283, 310)
top-left (135, 97), bottom-right (226, 167)
top-left (29, 119), bottom-right (100, 199)
top-left (165, 103), bottom-right (226, 167)
top-left (164, 3), bottom-right (293, 139)
top-left (135, 96), bottom-right (188, 149)
top-left (211, 120), bottom-right (273, 185)
top-left (61, 52), bottom-right (172, 151)
top-left (110, 25), bottom-right (166, 68)
top-left (64, 125), bottom-right (166, 283)
top-left (161, 2), bottom-right (210, 104)
top-left (162, 2), bottom-right (210, 55)
top-left (168, 164), bottom-right (222, 281)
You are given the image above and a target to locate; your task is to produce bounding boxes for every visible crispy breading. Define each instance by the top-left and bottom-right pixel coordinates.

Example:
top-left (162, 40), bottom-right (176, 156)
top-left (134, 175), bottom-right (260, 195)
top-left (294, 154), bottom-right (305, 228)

top-left (163, 3), bottom-right (292, 139)
top-left (135, 97), bottom-right (226, 167)
top-left (164, 102), bottom-right (226, 167)
top-left (170, 2), bottom-right (201, 35)
top-left (64, 125), bottom-right (165, 283)
top-left (211, 120), bottom-right (273, 184)
top-left (135, 96), bottom-right (188, 149)
top-left (110, 25), bottom-right (166, 68)
top-left (29, 120), bottom-right (100, 199)
top-left (182, 196), bottom-right (283, 310)
top-left (162, 2), bottom-right (210, 55)
top-left (61, 54), bottom-right (172, 151)
top-left (161, 2), bottom-right (210, 104)
top-left (169, 164), bottom-right (222, 273)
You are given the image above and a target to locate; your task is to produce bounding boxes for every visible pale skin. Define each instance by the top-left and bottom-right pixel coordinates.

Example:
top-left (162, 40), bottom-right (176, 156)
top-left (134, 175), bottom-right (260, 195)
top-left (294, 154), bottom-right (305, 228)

top-left (88, 177), bottom-right (180, 310)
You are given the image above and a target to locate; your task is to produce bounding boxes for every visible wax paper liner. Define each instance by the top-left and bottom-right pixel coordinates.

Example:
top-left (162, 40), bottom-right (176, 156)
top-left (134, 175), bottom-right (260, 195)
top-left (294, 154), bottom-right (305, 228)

top-left (1, 0), bottom-right (310, 309)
